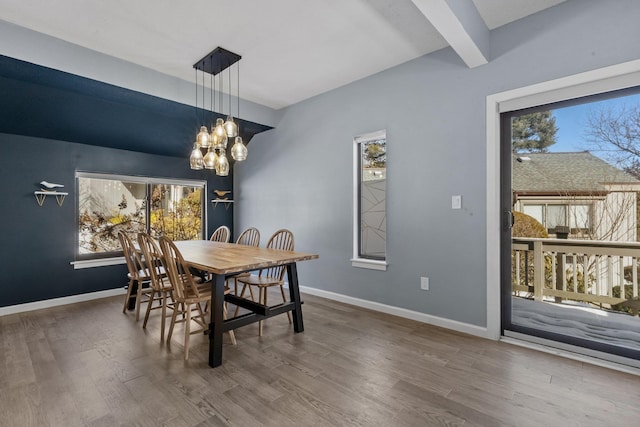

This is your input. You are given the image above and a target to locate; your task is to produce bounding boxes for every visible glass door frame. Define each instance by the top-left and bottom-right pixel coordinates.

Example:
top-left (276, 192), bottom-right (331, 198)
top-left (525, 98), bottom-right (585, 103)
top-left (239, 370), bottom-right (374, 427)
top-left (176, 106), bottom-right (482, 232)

top-left (500, 94), bottom-right (640, 362)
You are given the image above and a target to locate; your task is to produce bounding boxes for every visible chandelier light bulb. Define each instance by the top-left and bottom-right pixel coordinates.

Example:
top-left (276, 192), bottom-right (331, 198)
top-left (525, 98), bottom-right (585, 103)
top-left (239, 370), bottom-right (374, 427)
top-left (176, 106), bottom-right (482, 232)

top-left (224, 116), bottom-right (238, 138)
top-left (210, 128), bottom-right (218, 145)
top-left (231, 136), bottom-right (247, 161)
top-left (203, 147), bottom-right (218, 170)
top-left (189, 143), bottom-right (204, 170)
top-left (213, 118), bottom-right (228, 149)
top-left (214, 118), bottom-right (226, 137)
top-left (216, 150), bottom-right (230, 176)
top-left (196, 125), bottom-right (210, 148)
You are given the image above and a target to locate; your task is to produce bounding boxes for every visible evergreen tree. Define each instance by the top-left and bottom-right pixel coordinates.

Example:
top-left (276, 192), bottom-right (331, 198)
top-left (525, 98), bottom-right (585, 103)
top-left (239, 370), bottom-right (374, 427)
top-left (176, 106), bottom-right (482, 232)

top-left (512, 111), bottom-right (558, 152)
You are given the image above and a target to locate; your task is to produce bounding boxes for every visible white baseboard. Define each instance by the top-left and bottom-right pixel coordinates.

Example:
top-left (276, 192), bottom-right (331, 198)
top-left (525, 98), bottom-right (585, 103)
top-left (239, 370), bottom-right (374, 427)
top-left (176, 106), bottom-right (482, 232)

top-left (0, 288), bottom-right (126, 317)
top-left (298, 285), bottom-right (490, 339)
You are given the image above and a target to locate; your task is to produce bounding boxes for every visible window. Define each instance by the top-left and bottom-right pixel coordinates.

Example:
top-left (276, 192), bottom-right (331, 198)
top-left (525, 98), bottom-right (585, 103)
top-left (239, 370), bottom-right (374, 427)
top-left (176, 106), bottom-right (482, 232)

top-left (521, 202), bottom-right (592, 233)
top-left (569, 204), bottom-right (591, 229)
top-left (547, 204), bottom-right (567, 229)
top-left (352, 130), bottom-right (387, 270)
top-left (76, 172), bottom-right (205, 265)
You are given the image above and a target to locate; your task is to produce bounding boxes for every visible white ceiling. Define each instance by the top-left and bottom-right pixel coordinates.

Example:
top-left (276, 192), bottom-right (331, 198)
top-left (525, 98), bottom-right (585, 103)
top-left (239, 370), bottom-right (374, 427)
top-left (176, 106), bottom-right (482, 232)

top-left (0, 0), bottom-right (565, 110)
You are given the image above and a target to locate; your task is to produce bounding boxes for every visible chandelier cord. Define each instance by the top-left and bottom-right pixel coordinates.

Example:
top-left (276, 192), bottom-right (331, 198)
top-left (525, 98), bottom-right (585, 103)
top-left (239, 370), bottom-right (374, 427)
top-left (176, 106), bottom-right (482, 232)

top-left (210, 59), bottom-right (213, 125)
top-left (194, 68), bottom-right (198, 128)
top-left (219, 70), bottom-right (223, 118)
top-left (201, 68), bottom-right (205, 126)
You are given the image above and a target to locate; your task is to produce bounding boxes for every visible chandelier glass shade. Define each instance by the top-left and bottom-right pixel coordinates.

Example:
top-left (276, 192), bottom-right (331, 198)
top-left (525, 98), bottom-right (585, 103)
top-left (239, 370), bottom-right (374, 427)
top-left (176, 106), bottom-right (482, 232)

top-left (203, 147), bottom-right (218, 170)
top-left (224, 116), bottom-right (238, 138)
top-left (196, 125), bottom-right (211, 148)
top-left (217, 150), bottom-right (230, 176)
top-left (190, 143), bottom-right (204, 170)
top-left (189, 47), bottom-right (247, 174)
top-left (231, 136), bottom-right (247, 161)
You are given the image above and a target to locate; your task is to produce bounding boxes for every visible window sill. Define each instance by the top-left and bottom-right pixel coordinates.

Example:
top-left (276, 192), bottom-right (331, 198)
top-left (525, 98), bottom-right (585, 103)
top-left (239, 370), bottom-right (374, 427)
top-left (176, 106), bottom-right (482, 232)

top-left (71, 257), bottom-right (126, 269)
top-left (351, 258), bottom-right (387, 271)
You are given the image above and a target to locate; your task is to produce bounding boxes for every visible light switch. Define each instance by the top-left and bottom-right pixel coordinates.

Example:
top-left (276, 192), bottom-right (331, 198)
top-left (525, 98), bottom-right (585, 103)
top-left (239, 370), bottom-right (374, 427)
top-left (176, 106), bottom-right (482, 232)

top-left (451, 195), bottom-right (462, 209)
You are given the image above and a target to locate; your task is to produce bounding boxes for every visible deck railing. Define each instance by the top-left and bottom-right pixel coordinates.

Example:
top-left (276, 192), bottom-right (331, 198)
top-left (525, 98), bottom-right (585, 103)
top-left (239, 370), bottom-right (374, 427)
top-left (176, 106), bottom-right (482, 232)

top-left (512, 238), bottom-right (640, 308)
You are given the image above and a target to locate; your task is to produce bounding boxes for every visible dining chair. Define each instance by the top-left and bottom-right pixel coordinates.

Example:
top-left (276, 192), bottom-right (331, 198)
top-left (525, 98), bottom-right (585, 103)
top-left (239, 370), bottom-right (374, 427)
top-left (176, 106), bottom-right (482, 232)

top-left (137, 232), bottom-right (174, 342)
top-left (209, 225), bottom-right (231, 243)
top-left (236, 226), bottom-right (260, 247)
top-left (159, 236), bottom-right (236, 360)
top-left (237, 229), bottom-right (294, 336)
top-left (118, 230), bottom-right (153, 321)
top-left (230, 227), bottom-right (261, 311)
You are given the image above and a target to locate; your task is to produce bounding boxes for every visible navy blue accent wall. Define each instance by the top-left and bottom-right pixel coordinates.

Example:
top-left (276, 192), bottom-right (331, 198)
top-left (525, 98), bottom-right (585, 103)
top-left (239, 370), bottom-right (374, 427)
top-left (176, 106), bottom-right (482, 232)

top-left (0, 55), bottom-right (272, 308)
top-left (0, 133), bottom-right (232, 307)
top-left (0, 55), bottom-right (272, 158)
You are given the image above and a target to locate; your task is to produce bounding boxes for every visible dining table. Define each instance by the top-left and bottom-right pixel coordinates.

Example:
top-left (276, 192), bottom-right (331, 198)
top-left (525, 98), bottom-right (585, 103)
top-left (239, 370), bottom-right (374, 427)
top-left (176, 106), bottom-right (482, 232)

top-left (173, 239), bottom-right (319, 367)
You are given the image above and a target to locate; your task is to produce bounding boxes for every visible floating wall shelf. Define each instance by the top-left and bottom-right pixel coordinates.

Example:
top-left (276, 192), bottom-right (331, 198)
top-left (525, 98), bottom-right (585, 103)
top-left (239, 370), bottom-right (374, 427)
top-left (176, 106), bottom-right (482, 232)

top-left (211, 199), bottom-right (234, 210)
top-left (34, 191), bottom-right (68, 206)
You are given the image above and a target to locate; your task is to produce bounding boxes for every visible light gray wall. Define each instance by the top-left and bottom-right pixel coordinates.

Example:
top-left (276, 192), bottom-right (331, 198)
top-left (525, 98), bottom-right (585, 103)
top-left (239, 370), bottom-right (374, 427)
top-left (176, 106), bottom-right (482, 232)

top-left (235, 0), bottom-right (640, 327)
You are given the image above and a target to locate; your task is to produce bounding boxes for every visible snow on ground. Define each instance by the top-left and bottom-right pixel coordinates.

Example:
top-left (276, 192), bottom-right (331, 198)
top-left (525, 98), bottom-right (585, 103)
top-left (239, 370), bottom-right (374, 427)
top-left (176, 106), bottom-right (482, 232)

top-left (512, 297), bottom-right (640, 351)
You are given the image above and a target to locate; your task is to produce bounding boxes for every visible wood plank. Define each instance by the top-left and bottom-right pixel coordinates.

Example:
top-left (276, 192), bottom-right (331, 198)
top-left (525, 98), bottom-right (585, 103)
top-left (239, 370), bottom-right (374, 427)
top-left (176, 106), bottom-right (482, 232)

top-left (1, 292), bottom-right (639, 425)
top-left (174, 240), bottom-right (318, 275)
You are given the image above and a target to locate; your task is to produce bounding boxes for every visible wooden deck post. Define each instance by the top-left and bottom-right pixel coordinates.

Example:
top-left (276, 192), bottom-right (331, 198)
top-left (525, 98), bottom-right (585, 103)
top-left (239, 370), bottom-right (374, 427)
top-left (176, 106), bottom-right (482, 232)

top-left (533, 239), bottom-right (544, 301)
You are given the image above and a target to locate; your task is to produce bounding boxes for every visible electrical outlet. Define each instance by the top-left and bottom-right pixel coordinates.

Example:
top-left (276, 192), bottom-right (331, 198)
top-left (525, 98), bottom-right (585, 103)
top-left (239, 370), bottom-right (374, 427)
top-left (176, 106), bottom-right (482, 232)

top-left (420, 276), bottom-right (429, 290)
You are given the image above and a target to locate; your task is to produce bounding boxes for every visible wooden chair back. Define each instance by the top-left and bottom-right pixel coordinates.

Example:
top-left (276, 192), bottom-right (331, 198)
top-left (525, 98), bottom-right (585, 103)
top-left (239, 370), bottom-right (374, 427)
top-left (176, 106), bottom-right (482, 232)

top-left (236, 227), bottom-right (260, 247)
top-left (260, 229), bottom-right (294, 280)
top-left (159, 236), bottom-right (204, 301)
top-left (118, 230), bottom-right (146, 280)
top-left (137, 232), bottom-right (165, 291)
top-left (210, 225), bottom-right (231, 243)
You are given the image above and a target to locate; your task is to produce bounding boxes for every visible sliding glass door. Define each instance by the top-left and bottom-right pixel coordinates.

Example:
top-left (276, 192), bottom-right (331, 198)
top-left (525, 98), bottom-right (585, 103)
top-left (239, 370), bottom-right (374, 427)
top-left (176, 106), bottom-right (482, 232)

top-left (501, 89), bottom-right (640, 364)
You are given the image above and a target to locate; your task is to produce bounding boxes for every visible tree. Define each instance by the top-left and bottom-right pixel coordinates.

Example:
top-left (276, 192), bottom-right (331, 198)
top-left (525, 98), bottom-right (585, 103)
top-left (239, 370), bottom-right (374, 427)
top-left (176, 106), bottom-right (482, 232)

top-left (363, 141), bottom-right (386, 168)
top-left (585, 102), bottom-right (640, 240)
top-left (150, 187), bottom-right (202, 241)
top-left (512, 211), bottom-right (548, 238)
top-left (585, 103), bottom-right (640, 177)
top-left (512, 111), bottom-right (558, 152)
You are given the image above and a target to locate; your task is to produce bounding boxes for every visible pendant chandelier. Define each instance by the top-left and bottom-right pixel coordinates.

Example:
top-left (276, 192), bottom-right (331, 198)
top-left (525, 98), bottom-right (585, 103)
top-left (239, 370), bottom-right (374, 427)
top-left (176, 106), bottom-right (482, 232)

top-left (190, 47), bottom-right (247, 174)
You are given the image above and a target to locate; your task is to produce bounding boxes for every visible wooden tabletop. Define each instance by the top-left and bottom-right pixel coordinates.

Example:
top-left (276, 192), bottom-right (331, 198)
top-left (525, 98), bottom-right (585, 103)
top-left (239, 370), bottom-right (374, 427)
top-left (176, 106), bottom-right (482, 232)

top-left (173, 240), bottom-right (319, 275)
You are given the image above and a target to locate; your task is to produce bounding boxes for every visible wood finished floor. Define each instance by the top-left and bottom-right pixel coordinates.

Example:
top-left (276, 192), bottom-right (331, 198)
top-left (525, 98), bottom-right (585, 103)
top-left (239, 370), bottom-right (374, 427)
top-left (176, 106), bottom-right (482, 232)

top-left (1, 292), bottom-right (640, 427)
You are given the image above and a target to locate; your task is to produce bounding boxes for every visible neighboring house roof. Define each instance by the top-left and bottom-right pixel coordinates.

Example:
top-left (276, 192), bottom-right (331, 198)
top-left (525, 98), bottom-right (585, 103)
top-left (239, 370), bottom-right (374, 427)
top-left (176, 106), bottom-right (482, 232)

top-left (512, 152), bottom-right (640, 194)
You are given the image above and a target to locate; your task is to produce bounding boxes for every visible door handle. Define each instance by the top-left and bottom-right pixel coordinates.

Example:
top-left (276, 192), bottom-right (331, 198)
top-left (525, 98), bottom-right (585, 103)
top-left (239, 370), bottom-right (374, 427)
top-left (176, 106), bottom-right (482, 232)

top-left (504, 210), bottom-right (514, 230)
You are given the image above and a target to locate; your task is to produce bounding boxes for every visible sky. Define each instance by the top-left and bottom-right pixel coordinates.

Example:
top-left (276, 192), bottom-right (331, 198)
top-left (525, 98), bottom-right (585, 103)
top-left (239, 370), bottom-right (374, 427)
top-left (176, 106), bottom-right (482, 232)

top-left (549, 92), bottom-right (640, 154)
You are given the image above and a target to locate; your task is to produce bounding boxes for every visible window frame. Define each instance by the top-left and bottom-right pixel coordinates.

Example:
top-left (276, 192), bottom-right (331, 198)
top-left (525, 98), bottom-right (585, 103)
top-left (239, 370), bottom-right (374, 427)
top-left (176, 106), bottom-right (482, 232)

top-left (351, 129), bottom-right (388, 271)
top-left (519, 200), bottom-right (594, 234)
top-left (72, 172), bottom-right (207, 269)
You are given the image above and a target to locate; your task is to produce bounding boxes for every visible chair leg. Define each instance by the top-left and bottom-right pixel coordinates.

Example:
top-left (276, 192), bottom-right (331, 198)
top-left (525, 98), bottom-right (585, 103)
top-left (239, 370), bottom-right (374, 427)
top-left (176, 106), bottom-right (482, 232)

top-left (184, 304), bottom-right (191, 360)
top-left (279, 284), bottom-right (292, 324)
top-left (160, 292), bottom-right (167, 342)
top-left (167, 303), bottom-right (179, 344)
top-left (143, 289), bottom-right (156, 329)
top-left (258, 287), bottom-right (267, 337)
top-left (122, 278), bottom-right (135, 313)
top-left (135, 281), bottom-right (145, 321)
top-left (223, 304), bottom-right (237, 345)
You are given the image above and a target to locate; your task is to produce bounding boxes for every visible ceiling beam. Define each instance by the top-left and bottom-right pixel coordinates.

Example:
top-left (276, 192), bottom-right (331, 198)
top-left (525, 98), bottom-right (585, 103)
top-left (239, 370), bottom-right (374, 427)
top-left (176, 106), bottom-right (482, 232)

top-left (411, 0), bottom-right (489, 68)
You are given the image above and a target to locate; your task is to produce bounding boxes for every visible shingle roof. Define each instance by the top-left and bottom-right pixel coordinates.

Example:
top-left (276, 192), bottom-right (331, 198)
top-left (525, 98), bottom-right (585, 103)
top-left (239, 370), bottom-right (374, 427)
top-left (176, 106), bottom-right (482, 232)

top-left (512, 152), bottom-right (640, 193)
